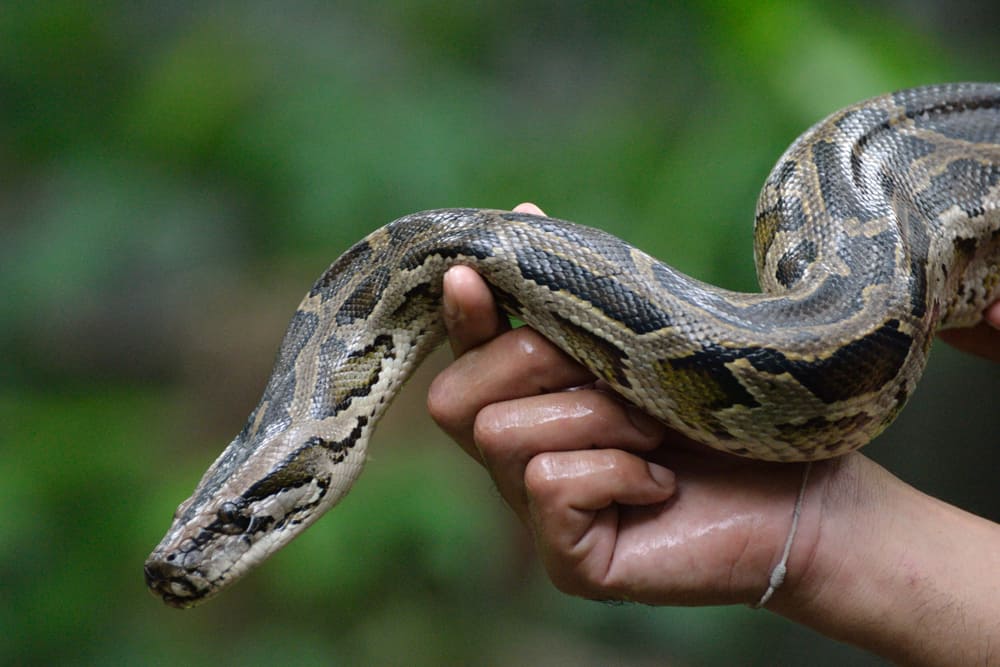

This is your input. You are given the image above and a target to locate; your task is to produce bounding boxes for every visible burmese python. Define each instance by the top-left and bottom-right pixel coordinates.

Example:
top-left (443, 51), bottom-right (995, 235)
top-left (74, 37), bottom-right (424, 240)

top-left (146, 83), bottom-right (1000, 608)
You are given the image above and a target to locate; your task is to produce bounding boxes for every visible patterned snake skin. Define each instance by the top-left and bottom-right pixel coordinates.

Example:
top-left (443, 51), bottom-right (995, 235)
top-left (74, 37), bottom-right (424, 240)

top-left (146, 83), bottom-right (1000, 607)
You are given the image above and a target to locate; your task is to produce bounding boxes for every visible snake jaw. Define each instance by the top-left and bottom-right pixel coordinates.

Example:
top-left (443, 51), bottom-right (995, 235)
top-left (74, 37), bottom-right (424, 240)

top-left (143, 554), bottom-right (219, 609)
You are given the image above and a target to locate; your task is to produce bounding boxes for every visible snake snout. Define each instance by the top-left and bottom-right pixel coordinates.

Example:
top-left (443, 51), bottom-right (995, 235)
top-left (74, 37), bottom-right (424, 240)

top-left (143, 556), bottom-right (203, 608)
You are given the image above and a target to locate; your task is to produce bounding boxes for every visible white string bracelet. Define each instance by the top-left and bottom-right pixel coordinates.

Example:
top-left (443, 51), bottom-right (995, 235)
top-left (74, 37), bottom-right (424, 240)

top-left (754, 462), bottom-right (812, 609)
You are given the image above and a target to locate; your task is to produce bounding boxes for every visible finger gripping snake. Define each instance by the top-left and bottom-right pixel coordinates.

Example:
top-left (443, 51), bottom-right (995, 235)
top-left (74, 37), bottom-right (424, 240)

top-left (146, 83), bottom-right (1000, 607)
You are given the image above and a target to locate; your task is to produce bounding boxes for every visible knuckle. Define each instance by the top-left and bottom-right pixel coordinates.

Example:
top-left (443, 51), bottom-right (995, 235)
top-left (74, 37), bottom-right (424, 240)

top-left (471, 403), bottom-right (507, 454)
top-left (506, 328), bottom-right (562, 376)
top-left (426, 372), bottom-right (461, 428)
top-left (523, 455), bottom-right (553, 497)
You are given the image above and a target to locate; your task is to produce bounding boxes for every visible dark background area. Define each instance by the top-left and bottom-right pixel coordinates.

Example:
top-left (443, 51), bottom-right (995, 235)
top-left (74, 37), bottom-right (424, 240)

top-left (2, 2), bottom-right (997, 664)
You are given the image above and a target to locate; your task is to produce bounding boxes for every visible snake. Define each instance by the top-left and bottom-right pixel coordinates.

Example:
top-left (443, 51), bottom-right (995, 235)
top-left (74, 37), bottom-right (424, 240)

top-left (145, 83), bottom-right (1000, 608)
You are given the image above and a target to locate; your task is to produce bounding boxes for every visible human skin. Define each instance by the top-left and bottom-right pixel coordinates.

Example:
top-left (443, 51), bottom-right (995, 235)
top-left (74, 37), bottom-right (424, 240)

top-left (427, 203), bottom-right (1000, 666)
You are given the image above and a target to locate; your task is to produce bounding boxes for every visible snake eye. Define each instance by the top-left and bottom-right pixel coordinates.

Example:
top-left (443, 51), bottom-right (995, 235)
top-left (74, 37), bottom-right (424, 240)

top-left (216, 500), bottom-right (245, 526)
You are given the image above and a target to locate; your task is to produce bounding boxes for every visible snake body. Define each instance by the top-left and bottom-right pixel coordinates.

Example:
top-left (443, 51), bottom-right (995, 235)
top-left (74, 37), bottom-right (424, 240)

top-left (146, 83), bottom-right (1000, 607)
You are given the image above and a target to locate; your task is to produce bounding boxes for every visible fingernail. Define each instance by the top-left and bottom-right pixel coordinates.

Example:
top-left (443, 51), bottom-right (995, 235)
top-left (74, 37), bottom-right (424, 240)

top-left (646, 462), bottom-right (675, 490)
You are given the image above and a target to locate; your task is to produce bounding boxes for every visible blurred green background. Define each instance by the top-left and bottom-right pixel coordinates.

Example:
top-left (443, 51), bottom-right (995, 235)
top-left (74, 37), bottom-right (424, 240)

top-left (2, 2), bottom-right (997, 665)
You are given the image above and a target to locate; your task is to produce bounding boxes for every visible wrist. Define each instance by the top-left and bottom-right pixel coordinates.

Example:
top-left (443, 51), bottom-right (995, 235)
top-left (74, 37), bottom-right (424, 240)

top-left (769, 454), bottom-right (1000, 666)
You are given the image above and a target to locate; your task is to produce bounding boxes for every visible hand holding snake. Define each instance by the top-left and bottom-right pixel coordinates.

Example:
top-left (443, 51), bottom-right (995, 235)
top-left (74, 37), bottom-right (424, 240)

top-left (435, 252), bottom-right (1000, 665)
top-left (431, 253), bottom-right (820, 608)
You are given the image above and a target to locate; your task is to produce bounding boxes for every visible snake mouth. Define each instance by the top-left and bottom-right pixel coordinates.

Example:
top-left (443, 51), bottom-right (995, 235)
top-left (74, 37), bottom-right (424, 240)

top-left (143, 557), bottom-right (211, 609)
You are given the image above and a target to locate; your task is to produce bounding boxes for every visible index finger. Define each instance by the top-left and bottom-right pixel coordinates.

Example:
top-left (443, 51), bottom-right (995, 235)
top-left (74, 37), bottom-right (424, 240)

top-left (440, 202), bottom-right (549, 356)
top-left (442, 265), bottom-right (509, 357)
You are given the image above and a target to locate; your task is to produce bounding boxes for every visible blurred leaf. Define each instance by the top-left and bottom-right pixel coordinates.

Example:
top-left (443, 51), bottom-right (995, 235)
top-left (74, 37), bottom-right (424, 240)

top-left (121, 19), bottom-right (264, 166)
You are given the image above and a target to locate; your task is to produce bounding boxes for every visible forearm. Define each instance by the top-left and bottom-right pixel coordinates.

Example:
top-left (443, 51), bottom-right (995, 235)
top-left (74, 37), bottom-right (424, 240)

top-left (771, 455), bottom-right (1000, 666)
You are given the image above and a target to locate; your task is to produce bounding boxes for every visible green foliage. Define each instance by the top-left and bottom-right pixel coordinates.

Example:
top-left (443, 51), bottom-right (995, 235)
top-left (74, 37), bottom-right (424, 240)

top-left (2, 2), bottom-right (997, 665)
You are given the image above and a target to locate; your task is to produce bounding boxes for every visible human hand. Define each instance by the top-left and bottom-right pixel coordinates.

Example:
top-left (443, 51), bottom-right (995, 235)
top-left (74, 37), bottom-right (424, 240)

top-left (428, 203), bottom-right (824, 606)
top-left (428, 203), bottom-right (1000, 664)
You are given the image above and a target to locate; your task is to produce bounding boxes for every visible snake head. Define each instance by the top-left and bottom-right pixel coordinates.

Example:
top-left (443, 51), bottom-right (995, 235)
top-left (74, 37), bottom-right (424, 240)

top-left (144, 420), bottom-right (368, 608)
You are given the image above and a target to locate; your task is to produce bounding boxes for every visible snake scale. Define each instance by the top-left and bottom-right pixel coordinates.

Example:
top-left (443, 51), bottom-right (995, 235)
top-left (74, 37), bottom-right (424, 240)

top-left (146, 83), bottom-right (1000, 607)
